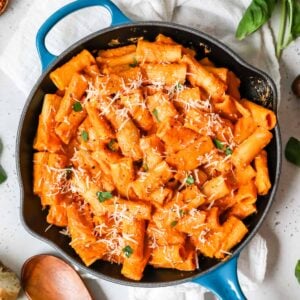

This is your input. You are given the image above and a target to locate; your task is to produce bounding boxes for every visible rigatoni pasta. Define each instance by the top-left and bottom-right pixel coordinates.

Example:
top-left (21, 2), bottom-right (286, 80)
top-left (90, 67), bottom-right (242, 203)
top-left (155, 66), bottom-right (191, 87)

top-left (33, 34), bottom-right (276, 281)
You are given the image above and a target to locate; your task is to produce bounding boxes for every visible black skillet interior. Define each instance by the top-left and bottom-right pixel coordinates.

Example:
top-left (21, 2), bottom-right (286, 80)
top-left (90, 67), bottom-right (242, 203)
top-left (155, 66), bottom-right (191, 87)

top-left (17, 23), bottom-right (281, 287)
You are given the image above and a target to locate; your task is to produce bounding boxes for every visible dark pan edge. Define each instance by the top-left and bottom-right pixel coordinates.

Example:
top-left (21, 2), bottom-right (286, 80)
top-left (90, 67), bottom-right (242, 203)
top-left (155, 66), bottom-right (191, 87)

top-left (16, 21), bottom-right (282, 287)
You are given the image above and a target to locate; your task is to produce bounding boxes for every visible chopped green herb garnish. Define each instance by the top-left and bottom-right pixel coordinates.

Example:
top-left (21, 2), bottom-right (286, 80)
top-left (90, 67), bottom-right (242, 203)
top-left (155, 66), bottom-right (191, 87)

top-left (285, 137), bottom-right (300, 166)
top-left (295, 260), bottom-right (300, 284)
top-left (213, 138), bottom-right (224, 150)
top-left (152, 108), bottom-right (160, 122)
top-left (186, 174), bottom-right (195, 185)
top-left (213, 138), bottom-right (233, 155)
top-left (142, 163), bottom-right (149, 172)
top-left (81, 130), bottom-right (89, 142)
top-left (73, 101), bottom-right (83, 112)
top-left (96, 191), bottom-right (113, 202)
top-left (0, 164), bottom-right (7, 184)
top-left (66, 165), bottom-right (73, 179)
top-left (170, 220), bottom-right (178, 227)
top-left (175, 82), bottom-right (183, 92)
top-left (108, 139), bottom-right (118, 152)
top-left (129, 57), bottom-right (138, 67)
top-left (225, 147), bottom-right (233, 156)
top-left (179, 209), bottom-right (185, 217)
top-left (122, 245), bottom-right (133, 258)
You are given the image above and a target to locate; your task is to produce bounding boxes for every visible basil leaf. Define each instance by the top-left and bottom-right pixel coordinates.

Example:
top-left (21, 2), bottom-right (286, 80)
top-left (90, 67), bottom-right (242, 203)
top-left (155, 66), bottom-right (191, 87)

top-left (81, 130), bottom-right (89, 142)
top-left (186, 175), bottom-right (195, 185)
top-left (285, 137), bottom-right (300, 166)
top-left (96, 191), bottom-right (113, 202)
top-left (296, 260), bottom-right (300, 284)
top-left (0, 164), bottom-right (7, 184)
top-left (170, 220), bottom-right (178, 227)
top-left (291, 0), bottom-right (300, 40)
top-left (129, 57), bottom-right (138, 67)
top-left (122, 245), bottom-right (133, 258)
top-left (277, 0), bottom-right (291, 57)
top-left (73, 101), bottom-right (83, 112)
top-left (152, 108), bottom-right (160, 122)
top-left (213, 138), bottom-right (224, 150)
top-left (236, 0), bottom-right (276, 40)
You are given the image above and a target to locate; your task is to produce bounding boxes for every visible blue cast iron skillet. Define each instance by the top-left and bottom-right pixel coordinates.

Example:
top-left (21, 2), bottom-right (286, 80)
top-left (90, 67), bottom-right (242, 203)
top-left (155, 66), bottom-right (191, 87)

top-left (16, 0), bottom-right (282, 299)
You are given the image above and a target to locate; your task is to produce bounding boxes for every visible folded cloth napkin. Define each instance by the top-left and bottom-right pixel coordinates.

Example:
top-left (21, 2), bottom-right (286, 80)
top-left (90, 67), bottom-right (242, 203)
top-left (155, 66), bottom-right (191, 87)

top-left (0, 0), bottom-right (276, 298)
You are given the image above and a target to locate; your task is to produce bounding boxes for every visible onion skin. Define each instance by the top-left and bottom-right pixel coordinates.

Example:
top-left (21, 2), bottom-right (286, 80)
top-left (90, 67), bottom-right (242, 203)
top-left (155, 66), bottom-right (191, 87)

top-left (0, 0), bottom-right (8, 15)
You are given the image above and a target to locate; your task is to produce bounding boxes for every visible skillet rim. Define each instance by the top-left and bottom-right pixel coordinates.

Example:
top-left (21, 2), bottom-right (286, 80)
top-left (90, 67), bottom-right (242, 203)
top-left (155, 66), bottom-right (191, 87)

top-left (16, 21), bottom-right (282, 287)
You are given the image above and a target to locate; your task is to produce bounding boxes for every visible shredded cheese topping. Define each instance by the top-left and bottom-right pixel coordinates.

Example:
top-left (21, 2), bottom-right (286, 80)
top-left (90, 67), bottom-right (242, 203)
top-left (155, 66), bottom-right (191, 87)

top-left (33, 35), bottom-right (275, 280)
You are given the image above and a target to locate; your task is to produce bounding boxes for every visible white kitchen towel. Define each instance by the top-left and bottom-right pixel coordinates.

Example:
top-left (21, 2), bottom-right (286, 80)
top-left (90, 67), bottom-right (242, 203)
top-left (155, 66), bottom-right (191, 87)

top-left (0, 0), bottom-right (274, 299)
top-left (0, 0), bottom-right (280, 103)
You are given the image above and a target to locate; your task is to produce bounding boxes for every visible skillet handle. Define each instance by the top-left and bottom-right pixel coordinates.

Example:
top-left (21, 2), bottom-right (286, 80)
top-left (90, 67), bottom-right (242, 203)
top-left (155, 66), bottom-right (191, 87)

top-left (193, 255), bottom-right (246, 300)
top-left (36, 0), bottom-right (131, 70)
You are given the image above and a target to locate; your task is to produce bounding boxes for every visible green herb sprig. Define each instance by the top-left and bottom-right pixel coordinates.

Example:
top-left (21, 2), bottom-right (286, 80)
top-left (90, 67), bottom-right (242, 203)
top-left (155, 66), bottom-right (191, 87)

top-left (285, 136), bottom-right (300, 166)
top-left (236, 0), bottom-right (300, 58)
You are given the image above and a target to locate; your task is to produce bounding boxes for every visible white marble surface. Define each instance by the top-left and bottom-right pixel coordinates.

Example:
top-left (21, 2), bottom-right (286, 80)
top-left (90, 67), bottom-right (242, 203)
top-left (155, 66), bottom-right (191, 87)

top-left (0, 1), bottom-right (300, 299)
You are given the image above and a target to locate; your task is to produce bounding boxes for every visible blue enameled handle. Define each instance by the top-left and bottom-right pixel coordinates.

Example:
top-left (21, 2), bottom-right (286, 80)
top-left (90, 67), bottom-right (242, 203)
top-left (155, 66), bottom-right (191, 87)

top-left (193, 255), bottom-right (246, 300)
top-left (36, 0), bottom-right (131, 70)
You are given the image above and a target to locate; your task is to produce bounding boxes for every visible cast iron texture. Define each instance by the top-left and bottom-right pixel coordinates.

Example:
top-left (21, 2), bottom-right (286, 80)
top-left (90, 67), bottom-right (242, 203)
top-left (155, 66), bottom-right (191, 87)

top-left (16, 22), bottom-right (281, 287)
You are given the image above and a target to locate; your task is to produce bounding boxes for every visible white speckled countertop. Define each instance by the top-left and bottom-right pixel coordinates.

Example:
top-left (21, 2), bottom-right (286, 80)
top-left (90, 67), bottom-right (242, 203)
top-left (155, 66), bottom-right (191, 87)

top-left (0, 1), bottom-right (299, 299)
